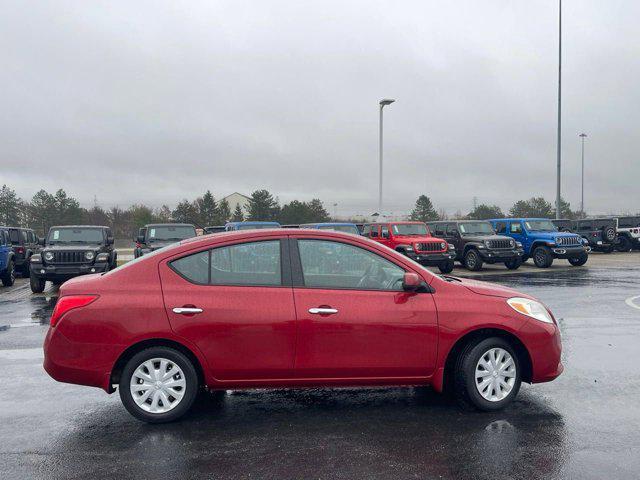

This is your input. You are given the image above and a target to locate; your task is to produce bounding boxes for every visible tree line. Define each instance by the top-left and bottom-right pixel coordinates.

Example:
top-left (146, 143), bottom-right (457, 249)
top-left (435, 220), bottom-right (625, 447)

top-left (0, 185), bottom-right (330, 238)
top-left (408, 195), bottom-right (579, 223)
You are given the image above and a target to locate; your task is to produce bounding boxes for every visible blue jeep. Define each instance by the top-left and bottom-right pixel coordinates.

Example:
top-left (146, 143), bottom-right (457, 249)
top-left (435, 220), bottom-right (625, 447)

top-left (299, 222), bottom-right (361, 235)
top-left (0, 227), bottom-right (16, 286)
top-left (488, 218), bottom-right (589, 268)
top-left (224, 221), bottom-right (281, 231)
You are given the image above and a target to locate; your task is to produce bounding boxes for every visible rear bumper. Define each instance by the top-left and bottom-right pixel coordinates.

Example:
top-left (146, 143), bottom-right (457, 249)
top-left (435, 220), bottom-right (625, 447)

top-left (30, 262), bottom-right (109, 280)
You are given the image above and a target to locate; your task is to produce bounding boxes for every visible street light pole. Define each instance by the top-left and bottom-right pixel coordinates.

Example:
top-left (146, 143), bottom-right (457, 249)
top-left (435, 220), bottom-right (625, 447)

top-left (556, 0), bottom-right (562, 219)
top-left (378, 99), bottom-right (395, 219)
top-left (580, 133), bottom-right (587, 216)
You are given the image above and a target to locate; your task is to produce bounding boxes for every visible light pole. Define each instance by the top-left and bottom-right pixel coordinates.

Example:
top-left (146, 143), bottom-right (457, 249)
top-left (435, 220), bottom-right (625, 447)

top-left (379, 99), bottom-right (395, 219)
top-left (555, 0), bottom-right (562, 219)
top-left (580, 133), bottom-right (587, 216)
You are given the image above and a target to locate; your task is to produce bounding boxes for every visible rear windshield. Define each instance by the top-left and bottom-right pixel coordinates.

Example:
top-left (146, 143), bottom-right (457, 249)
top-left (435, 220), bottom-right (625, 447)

top-left (317, 225), bottom-right (360, 235)
top-left (147, 226), bottom-right (196, 242)
top-left (8, 230), bottom-right (20, 244)
top-left (391, 224), bottom-right (429, 236)
top-left (524, 220), bottom-right (558, 232)
top-left (459, 222), bottom-right (495, 235)
top-left (48, 228), bottom-right (104, 244)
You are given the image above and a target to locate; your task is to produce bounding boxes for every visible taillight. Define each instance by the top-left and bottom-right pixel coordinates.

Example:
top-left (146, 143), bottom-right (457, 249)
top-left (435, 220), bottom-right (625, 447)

top-left (50, 295), bottom-right (99, 328)
top-left (15, 246), bottom-right (24, 253)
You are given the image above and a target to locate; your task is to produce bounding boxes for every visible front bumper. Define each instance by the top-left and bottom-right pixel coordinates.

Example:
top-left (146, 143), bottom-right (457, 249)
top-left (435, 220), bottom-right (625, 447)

top-left (477, 248), bottom-right (524, 263)
top-left (518, 318), bottom-right (563, 384)
top-left (549, 245), bottom-right (590, 259)
top-left (406, 250), bottom-right (456, 265)
top-left (30, 262), bottom-right (109, 280)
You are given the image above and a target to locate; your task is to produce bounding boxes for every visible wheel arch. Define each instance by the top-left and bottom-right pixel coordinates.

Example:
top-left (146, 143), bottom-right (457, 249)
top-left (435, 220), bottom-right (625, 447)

top-left (109, 338), bottom-right (206, 392)
top-left (441, 328), bottom-right (533, 394)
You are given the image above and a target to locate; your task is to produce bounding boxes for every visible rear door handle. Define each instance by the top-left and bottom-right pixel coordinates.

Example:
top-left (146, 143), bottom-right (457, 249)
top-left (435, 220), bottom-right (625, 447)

top-left (308, 307), bottom-right (338, 315)
top-left (172, 307), bottom-right (203, 314)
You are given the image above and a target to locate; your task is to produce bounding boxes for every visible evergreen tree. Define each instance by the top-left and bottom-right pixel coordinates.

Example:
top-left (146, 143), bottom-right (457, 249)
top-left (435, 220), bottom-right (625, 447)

top-left (216, 199), bottom-right (231, 224)
top-left (197, 191), bottom-right (217, 226)
top-left (467, 204), bottom-right (503, 220)
top-left (245, 189), bottom-right (280, 221)
top-left (172, 199), bottom-right (199, 224)
top-left (28, 189), bottom-right (56, 234)
top-left (0, 184), bottom-right (22, 226)
top-left (409, 195), bottom-right (438, 222)
top-left (509, 197), bottom-right (553, 218)
top-left (231, 203), bottom-right (244, 222)
top-left (307, 199), bottom-right (330, 222)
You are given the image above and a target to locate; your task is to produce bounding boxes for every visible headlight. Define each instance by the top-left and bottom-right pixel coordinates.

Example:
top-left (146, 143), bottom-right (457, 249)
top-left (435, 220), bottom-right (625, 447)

top-left (84, 251), bottom-right (95, 261)
top-left (554, 237), bottom-right (561, 244)
top-left (44, 251), bottom-right (54, 261)
top-left (510, 239), bottom-right (515, 247)
top-left (31, 254), bottom-right (42, 263)
top-left (507, 297), bottom-right (554, 324)
top-left (96, 253), bottom-right (109, 262)
top-left (440, 242), bottom-right (446, 249)
top-left (484, 240), bottom-right (491, 248)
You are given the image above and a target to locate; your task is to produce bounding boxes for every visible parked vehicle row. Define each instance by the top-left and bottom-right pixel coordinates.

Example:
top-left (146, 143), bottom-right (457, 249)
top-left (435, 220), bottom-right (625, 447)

top-left (552, 216), bottom-right (640, 253)
top-left (43, 228), bottom-right (564, 422)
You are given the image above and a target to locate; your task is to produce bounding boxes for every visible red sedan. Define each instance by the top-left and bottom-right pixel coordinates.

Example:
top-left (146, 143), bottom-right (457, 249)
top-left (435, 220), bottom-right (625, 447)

top-left (43, 229), bottom-right (563, 423)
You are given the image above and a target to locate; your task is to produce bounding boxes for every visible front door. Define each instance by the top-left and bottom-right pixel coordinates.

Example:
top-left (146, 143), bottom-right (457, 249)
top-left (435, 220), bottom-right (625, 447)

top-left (160, 238), bottom-right (297, 381)
top-left (291, 237), bottom-right (438, 379)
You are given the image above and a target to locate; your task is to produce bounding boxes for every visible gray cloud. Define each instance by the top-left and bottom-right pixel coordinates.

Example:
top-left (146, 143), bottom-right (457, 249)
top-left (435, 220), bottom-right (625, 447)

top-left (1, 0), bottom-right (638, 216)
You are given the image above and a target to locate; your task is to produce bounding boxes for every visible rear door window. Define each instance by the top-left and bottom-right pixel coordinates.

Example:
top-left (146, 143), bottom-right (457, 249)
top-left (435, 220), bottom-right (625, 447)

top-left (210, 241), bottom-right (281, 286)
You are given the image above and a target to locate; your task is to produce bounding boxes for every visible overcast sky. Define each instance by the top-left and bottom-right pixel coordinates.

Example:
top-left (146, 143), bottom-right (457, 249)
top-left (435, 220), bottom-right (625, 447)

top-left (1, 0), bottom-right (638, 217)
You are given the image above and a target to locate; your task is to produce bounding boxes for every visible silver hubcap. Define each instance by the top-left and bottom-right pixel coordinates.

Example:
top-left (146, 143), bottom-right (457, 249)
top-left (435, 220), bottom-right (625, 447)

top-left (130, 358), bottom-right (186, 414)
top-left (475, 348), bottom-right (516, 402)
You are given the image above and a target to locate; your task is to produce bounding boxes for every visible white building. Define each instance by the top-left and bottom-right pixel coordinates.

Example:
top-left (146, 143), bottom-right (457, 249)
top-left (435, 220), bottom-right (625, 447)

top-left (222, 192), bottom-right (251, 214)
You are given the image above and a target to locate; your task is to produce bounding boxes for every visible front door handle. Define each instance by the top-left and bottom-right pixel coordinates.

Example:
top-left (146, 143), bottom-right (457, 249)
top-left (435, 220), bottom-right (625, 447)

top-left (308, 307), bottom-right (338, 315)
top-left (172, 307), bottom-right (203, 314)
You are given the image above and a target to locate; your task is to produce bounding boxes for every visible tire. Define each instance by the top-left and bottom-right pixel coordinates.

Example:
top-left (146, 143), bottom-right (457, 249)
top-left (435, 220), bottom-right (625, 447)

top-left (454, 337), bottom-right (521, 411)
top-left (602, 245), bottom-right (615, 254)
top-left (119, 347), bottom-right (199, 423)
top-left (438, 259), bottom-right (455, 274)
top-left (616, 236), bottom-right (632, 252)
top-left (532, 246), bottom-right (553, 268)
top-left (568, 252), bottom-right (588, 266)
top-left (30, 275), bottom-right (46, 293)
top-left (463, 249), bottom-right (483, 271)
top-left (602, 227), bottom-right (616, 243)
top-left (1, 260), bottom-right (15, 287)
top-left (504, 258), bottom-right (522, 270)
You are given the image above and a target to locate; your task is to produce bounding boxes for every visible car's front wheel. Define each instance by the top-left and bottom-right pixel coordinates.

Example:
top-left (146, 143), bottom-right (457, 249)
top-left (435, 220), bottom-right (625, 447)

top-left (438, 259), bottom-right (455, 274)
top-left (616, 236), bottom-right (632, 252)
top-left (532, 246), bottom-right (553, 268)
top-left (504, 258), bottom-right (521, 270)
top-left (454, 337), bottom-right (521, 411)
top-left (119, 347), bottom-right (198, 423)
top-left (568, 253), bottom-right (588, 266)
top-left (464, 249), bottom-right (483, 271)
top-left (30, 275), bottom-right (46, 293)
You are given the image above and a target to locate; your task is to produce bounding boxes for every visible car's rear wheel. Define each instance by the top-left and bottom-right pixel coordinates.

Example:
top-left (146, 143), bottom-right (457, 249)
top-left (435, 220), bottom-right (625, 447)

top-left (504, 258), bottom-right (521, 270)
top-left (119, 347), bottom-right (198, 423)
top-left (1, 260), bottom-right (15, 286)
top-left (464, 249), bottom-right (483, 271)
top-left (438, 259), bottom-right (455, 274)
top-left (532, 246), bottom-right (553, 268)
top-left (616, 236), bottom-right (632, 252)
top-left (454, 337), bottom-right (521, 411)
top-left (568, 253), bottom-right (588, 266)
top-left (30, 275), bottom-right (46, 293)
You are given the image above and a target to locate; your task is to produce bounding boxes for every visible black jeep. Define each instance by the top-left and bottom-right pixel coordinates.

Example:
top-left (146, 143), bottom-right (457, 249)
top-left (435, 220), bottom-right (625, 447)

top-left (29, 225), bottom-right (117, 293)
top-left (8, 227), bottom-right (40, 275)
top-left (428, 220), bottom-right (524, 271)
top-left (135, 223), bottom-right (197, 257)
top-left (573, 219), bottom-right (617, 253)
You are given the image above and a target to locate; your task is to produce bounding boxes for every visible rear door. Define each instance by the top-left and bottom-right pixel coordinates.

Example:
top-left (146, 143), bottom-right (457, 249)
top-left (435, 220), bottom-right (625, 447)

top-left (160, 236), bottom-right (297, 381)
top-left (290, 235), bottom-right (438, 379)
top-left (509, 221), bottom-right (528, 251)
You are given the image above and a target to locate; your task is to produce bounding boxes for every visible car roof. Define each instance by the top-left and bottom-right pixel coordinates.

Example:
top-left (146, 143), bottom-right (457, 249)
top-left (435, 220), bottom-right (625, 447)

top-left (301, 222), bottom-right (358, 227)
top-left (488, 218), bottom-right (552, 222)
top-left (145, 223), bottom-right (195, 227)
top-left (225, 221), bottom-right (280, 225)
top-left (180, 228), bottom-right (364, 246)
top-left (49, 225), bottom-right (107, 229)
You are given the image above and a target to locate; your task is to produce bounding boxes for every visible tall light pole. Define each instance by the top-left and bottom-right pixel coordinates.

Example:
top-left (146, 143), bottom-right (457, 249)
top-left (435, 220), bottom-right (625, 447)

top-left (379, 99), bottom-right (395, 219)
top-left (556, 0), bottom-right (562, 219)
top-left (580, 133), bottom-right (587, 216)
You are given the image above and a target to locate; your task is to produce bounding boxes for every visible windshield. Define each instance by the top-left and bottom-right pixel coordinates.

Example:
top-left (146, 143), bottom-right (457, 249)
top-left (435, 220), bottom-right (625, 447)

top-left (318, 225), bottom-right (360, 235)
top-left (237, 224), bottom-right (279, 230)
top-left (524, 220), bottom-right (558, 232)
top-left (147, 226), bottom-right (196, 242)
top-left (48, 228), bottom-right (103, 244)
top-left (459, 222), bottom-right (495, 235)
top-left (391, 223), bottom-right (429, 236)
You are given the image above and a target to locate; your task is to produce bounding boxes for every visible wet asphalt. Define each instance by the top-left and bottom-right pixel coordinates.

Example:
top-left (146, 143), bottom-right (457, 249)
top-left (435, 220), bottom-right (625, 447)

top-left (1, 254), bottom-right (639, 479)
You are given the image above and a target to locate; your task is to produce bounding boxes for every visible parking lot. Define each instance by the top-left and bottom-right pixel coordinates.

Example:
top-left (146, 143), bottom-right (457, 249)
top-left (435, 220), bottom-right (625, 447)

top-left (1, 253), bottom-right (639, 479)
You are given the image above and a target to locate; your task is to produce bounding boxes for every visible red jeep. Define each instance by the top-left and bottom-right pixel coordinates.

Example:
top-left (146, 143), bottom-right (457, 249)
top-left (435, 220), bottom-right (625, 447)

top-left (363, 221), bottom-right (456, 273)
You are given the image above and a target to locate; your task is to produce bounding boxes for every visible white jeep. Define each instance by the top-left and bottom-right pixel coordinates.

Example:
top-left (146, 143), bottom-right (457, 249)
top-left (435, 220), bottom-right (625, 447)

top-left (613, 216), bottom-right (640, 252)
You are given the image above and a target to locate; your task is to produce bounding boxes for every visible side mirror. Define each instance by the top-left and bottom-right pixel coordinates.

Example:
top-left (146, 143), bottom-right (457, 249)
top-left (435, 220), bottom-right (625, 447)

top-left (38, 238), bottom-right (45, 246)
top-left (107, 236), bottom-right (114, 245)
top-left (136, 235), bottom-right (145, 243)
top-left (402, 272), bottom-right (422, 291)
